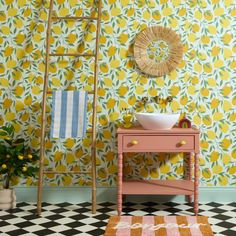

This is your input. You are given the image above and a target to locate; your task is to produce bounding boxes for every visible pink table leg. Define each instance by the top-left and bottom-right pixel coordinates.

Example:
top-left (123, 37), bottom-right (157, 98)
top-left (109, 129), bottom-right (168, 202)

top-left (194, 153), bottom-right (199, 215)
top-left (122, 155), bottom-right (126, 202)
top-left (117, 153), bottom-right (123, 215)
top-left (188, 152), bottom-right (193, 203)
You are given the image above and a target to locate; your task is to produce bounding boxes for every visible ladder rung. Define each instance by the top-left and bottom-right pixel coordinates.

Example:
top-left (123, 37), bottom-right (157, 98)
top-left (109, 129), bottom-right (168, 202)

top-left (46, 91), bottom-right (94, 95)
top-left (52, 16), bottom-right (98, 21)
top-left (45, 128), bottom-right (93, 133)
top-left (49, 53), bottom-right (95, 57)
top-left (44, 170), bottom-right (91, 174)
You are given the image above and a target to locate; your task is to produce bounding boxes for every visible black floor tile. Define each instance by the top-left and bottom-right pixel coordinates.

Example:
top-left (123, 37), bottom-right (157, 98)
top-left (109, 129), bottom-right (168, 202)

top-left (207, 202), bottom-right (222, 207)
top-left (87, 228), bottom-right (105, 236)
top-left (45, 214), bottom-right (63, 221)
top-left (60, 229), bottom-right (83, 236)
top-left (65, 221), bottom-right (84, 228)
top-left (99, 202), bottom-right (115, 207)
top-left (220, 230), bottom-right (236, 236)
top-left (214, 214), bottom-right (231, 221)
top-left (55, 202), bottom-right (72, 207)
top-left (7, 229), bottom-right (28, 236)
top-left (141, 201), bottom-right (158, 207)
top-left (211, 208), bottom-right (227, 213)
top-left (216, 221), bottom-right (236, 229)
top-left (40, 221), bottom-right (61, 228)
top-left (71, 213), bottom-right (88, 220)
top-left (34, 229), bottom-right (55, 236)
top-left (15, 221), bottom-right (35, 228)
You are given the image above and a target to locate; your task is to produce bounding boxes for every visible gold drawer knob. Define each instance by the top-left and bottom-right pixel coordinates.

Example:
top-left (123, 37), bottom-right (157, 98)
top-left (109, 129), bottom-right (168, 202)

top-left (179, 140), bottom-right (187, 146)
top-left (131, 140), bottom-right (138, 145)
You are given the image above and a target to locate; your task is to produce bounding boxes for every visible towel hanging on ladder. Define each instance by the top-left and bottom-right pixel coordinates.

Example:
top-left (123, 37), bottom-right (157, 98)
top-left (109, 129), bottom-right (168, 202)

top-left (50, 90), bottom-right (88, 138)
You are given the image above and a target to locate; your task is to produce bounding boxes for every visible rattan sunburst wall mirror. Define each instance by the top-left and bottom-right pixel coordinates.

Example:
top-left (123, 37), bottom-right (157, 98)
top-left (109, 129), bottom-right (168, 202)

top-left (134, 26), bottom-right (183, 77)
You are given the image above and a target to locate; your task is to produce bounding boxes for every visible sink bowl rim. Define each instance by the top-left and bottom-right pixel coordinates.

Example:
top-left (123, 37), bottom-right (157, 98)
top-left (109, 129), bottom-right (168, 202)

top-left (135, 112), bottom-right (181, 116)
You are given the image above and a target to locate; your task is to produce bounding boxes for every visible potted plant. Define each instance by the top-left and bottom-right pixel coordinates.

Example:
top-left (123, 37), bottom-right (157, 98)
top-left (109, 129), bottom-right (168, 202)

top-left (0, 124), bottom-right (38, 210)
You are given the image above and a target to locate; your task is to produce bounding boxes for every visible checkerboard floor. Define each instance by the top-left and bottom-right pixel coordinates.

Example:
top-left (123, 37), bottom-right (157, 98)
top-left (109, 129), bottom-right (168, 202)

top-left (0, 202), bottom-right (235, 235)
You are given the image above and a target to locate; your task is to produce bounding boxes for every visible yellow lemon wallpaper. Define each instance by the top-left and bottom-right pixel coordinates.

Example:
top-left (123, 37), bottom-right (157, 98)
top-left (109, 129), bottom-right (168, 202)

top-left (0, 0), bottom-right (236, 188)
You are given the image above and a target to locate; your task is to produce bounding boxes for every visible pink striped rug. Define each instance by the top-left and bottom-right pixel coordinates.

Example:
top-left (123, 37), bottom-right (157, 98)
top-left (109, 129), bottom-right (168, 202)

top-left (104, 216), bottom-right (214, 236)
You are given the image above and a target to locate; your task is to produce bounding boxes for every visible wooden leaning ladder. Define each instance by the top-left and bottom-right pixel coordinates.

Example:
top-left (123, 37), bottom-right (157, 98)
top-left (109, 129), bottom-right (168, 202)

top-left (37, 0), bottom-right (102, 215)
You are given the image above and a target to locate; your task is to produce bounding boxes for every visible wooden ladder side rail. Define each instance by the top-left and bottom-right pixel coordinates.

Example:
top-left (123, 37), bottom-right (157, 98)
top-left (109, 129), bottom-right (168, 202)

top-left (91, 0), bottom-right (102, 214)
top-left (37, 0), bottom-right (54, 215)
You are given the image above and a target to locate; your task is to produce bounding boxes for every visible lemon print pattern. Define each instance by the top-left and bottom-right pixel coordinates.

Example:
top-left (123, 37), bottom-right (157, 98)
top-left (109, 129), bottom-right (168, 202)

top-left (0, 1), bottom-right (236, 187)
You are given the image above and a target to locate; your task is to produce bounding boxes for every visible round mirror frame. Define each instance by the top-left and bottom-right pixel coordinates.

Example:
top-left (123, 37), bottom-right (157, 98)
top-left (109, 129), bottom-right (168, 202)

top-left (134, 26), bottom-right (183, 77)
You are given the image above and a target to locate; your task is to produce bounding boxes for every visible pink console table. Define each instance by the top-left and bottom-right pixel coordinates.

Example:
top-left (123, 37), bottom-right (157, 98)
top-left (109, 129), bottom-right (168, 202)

top-left (117, 126), bottom-right (200, 215)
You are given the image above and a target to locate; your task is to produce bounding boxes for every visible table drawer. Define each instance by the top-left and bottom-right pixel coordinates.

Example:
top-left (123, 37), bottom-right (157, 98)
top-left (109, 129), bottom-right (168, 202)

top-left (123, 135), bottom-right (194, 151)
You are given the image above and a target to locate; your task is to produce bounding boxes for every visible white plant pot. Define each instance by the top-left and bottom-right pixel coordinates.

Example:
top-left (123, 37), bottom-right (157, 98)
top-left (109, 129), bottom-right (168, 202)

top-left (0, 188), bottom-right (16, 210)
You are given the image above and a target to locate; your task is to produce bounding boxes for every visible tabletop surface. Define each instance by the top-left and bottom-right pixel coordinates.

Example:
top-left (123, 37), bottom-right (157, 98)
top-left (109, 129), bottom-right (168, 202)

top-left (117, 126), bottom-right (200, 134)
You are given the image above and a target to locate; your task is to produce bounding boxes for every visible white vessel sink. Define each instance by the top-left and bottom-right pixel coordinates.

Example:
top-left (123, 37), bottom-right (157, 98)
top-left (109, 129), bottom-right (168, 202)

top-left (135, 112), bottom-right (180, 130)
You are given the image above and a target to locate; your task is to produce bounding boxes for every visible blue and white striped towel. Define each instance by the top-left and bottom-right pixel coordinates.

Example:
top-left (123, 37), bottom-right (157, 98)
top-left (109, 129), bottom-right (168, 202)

top-left (50, 90), bottom-right (88, 138)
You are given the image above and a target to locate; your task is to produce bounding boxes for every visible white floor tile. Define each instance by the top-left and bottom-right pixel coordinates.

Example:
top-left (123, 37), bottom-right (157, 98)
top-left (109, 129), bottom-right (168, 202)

top-left (212, 225), bottom-right (228, 233)
top-left (6, 217), bottom-right (26, 224)
top-left (23, 225), bottom-right (45, 232)
top-left (55, 217), bottom-right (76, 224)
top-left (75, 224), bottom-right (97, 232)
top-left (0, 225), bottom-right (19, 232)
top-left (49, 225), bottom-right (71, 232)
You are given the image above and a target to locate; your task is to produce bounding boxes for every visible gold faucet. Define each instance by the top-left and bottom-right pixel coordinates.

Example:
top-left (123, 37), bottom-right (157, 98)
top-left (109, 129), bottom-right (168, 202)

top-left (153, 96), bottom-right (161, 104)
top-left (135, 96), bottom-right (174, 111)
top-left (141, 97), bottom-right (149, 104)
top-left (166, 96), bottom-right (173, 103)
top-left (153, 96), bottom-right (173, 104)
